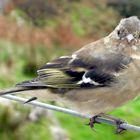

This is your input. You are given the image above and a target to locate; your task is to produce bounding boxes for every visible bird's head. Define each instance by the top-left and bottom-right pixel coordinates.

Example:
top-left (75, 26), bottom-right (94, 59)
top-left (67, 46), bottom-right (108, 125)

top-left (107, 16), bottom-right (140, 55)
top-left (115, 16), bottom-right (140, 44)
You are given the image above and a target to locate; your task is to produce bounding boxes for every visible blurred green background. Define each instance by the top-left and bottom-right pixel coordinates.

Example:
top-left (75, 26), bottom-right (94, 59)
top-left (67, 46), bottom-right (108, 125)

top-left (0, 0), bottom-right (140, 140)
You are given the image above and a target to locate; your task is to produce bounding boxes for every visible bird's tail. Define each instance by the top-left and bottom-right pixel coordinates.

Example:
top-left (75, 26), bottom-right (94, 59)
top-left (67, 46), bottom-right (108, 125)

top-left (0, 79), bottom-right (48, 96)
top-left (0, 86), bottom-right (34, 95)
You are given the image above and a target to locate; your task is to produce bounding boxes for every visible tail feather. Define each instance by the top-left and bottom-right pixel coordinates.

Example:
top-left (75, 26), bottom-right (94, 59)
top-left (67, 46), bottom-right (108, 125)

top-left (16, 79), bottom-right (48, 87)
top-left (0, 80), bottom-right (48, 96)
top-left (0, 86), bottom-right (34, 95)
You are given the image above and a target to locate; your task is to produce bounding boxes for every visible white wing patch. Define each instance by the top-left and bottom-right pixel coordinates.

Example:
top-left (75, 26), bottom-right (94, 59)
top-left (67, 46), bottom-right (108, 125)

top-left (69, 54), bottom-right (78, 64)
top-left (46, 62), bottom-right (52, 64)
top-left (60, 56), bottom-right (71, 58)
top-left (78, 73), bottom-right (101, 86)
top-left (72, 54), bottom-right (77, 59)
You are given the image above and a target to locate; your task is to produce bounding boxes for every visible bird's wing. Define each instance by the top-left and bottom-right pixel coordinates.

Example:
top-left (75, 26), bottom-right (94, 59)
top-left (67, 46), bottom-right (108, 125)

top-left (17, 53), bottom-right (132, 90)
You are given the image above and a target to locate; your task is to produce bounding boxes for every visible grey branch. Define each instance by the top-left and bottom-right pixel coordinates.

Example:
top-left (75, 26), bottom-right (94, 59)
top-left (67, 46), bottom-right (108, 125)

top-left (1, 94), bottom-right (140, 132)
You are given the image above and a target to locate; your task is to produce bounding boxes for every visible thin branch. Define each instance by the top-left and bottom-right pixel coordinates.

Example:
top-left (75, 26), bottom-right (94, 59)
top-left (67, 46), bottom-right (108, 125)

top-left (1, 94), bottom-right (140, 132)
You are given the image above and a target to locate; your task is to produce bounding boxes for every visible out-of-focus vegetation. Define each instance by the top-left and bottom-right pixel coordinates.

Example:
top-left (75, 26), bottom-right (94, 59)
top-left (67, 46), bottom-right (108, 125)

top-left (108, 0), bottom-right (140, 17)
top-left (0, 0), bottom-right (140, 140)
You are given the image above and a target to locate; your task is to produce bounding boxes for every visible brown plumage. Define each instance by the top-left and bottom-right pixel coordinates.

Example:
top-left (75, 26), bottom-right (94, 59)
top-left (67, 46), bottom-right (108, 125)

top-left (1, 16), bottom-right (140, 116)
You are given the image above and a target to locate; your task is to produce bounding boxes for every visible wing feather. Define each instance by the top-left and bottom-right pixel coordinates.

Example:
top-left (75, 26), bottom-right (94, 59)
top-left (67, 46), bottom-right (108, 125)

top-left (17, 53), bottom-right (131, 91)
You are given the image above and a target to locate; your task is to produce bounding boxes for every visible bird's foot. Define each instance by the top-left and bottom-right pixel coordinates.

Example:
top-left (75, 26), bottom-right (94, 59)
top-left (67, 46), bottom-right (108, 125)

top-left (115, 119), bottom-right (126, 134)
top-left (87, 113), bottom-right (103, 129)
top-left (87, 113), bottom-right (126, 134)
top-left (100, 114), bottom-right (127, 134)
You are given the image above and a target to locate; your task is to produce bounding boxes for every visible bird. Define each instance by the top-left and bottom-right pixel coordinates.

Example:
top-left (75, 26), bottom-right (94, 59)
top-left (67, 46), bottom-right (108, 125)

top-left (1, 16), bottom-right (140, 133)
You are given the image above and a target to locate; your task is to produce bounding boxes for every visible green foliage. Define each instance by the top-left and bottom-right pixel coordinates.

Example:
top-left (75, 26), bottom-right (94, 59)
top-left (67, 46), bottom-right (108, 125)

top-left (0, 103), bottom-right (52, 140)
top-left (10, 0), bottom-right (120, 38)
top-left (0, 39), bottom-right (71, 88)
top-left (19, 118), bottom-right (52, 140)
top-left (109, 0), bottom-right (140, 18)
top-left (69, 3), bottom-right (118, 37)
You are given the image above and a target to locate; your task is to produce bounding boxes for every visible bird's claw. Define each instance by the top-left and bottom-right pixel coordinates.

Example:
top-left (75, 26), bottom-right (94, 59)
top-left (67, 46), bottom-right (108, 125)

top-left (87, 113), bottom-right (127, 134)
top-left (115, 119), bottom-right (126, 134)
top-left (87, 115), bottom-right (101, 129)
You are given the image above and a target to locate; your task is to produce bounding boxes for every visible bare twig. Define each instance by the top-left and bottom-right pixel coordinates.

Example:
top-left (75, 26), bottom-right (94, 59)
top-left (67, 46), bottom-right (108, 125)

top-left (1, 94), bottom-right (140, 132)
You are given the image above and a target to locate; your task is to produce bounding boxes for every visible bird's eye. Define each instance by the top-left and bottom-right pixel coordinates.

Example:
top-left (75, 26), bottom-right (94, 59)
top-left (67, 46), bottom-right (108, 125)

top-left (117, 30), bottom-right (121, 36)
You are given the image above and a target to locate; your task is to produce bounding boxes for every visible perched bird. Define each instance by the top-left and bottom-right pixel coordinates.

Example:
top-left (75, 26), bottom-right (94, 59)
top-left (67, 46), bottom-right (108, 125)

top-left (1, 16), bottom-right (140, 133)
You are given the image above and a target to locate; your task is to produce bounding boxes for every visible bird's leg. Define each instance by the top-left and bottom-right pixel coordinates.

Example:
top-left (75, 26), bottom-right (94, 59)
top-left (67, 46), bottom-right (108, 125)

top-left (88, 113), bottom-right (126, 133)
top-left (87, 113), bottom-right (103, 129)
top-left (98, 114), bottom-right (127, 134)
top-left (115, 119), bottom-right (126, 134)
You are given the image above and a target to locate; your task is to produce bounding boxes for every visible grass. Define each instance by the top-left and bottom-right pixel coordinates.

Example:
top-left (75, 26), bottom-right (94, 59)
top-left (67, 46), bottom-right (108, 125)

top-left (0, 39), bottom-right (140, 140)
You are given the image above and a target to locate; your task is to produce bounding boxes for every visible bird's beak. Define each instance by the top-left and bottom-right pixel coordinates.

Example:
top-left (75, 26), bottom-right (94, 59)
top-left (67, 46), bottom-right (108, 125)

top-left (125, 34), bottom-right (139, 44)
top-left (126, 34), bottom-right (134, 43)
